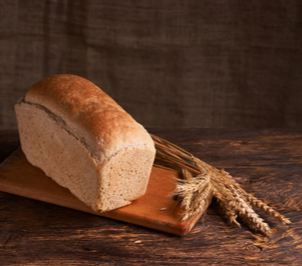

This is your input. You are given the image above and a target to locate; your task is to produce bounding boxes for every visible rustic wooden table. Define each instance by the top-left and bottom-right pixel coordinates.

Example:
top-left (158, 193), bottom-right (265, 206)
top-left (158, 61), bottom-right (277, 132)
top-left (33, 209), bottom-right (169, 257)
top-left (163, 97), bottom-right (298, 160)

top-left (0, 129), bottom-right (301, 265)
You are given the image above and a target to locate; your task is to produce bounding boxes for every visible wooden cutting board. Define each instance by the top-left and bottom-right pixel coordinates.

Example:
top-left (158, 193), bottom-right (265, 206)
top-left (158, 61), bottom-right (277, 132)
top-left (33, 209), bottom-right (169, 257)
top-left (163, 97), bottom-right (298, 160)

top-left (0, 148), bottom-right (212, 235)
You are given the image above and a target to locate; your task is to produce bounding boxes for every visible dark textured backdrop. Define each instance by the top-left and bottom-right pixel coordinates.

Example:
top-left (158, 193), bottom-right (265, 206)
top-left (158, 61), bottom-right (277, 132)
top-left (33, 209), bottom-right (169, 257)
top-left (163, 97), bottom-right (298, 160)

top-left (1, 0), bottom-right (302, 129)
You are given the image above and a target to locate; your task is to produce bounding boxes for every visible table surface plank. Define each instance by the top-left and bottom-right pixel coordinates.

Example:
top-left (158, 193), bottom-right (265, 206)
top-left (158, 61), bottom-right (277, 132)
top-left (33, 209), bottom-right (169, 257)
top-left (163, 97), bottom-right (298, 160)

top-left (0, 129), bottom-right (301, 265)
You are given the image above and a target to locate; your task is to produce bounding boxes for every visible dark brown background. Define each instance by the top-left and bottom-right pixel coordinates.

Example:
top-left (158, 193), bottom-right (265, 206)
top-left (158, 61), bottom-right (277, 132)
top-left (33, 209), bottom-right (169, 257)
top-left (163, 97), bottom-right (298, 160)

top-left (1, 0), bottom-right (302, 130)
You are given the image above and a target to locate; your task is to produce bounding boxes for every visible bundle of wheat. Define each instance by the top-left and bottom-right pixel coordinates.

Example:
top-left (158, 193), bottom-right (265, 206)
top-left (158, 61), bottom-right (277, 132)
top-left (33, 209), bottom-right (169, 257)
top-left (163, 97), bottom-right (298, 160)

top-left (151, 134), bottom-right (291, 236)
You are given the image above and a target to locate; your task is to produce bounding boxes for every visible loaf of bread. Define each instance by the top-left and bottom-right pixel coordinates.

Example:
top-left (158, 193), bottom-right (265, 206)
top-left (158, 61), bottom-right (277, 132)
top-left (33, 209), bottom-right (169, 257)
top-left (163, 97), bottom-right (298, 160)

top-left (15, 74), bottom-right (155, 212)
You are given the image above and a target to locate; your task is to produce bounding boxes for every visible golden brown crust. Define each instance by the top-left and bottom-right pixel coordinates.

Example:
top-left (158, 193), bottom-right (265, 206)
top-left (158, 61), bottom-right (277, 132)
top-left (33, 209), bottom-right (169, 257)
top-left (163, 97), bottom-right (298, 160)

top-left (16, 74), bottom-right (155, 212)
top-left (25, 74), bottom-right (154, 160)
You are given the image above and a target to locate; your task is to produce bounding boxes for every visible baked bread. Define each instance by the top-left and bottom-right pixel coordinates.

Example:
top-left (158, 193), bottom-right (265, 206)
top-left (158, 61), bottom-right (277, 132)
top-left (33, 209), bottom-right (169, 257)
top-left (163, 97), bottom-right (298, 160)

top-left (15, 74), bottom-right (155, 212)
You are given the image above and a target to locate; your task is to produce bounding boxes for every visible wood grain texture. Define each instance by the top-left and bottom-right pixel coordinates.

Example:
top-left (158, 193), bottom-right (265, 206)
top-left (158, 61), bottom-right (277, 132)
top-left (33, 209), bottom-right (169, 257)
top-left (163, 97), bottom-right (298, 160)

top-left (1, 1), bottom-right (302, 130)
top-left (0, 129), bottom-right (301, 265)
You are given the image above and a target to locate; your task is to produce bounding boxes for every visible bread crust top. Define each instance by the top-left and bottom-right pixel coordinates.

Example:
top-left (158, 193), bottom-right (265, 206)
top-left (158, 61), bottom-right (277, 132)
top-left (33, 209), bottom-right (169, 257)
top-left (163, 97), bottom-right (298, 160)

top-left (23, 74), bottom-right (154, 161)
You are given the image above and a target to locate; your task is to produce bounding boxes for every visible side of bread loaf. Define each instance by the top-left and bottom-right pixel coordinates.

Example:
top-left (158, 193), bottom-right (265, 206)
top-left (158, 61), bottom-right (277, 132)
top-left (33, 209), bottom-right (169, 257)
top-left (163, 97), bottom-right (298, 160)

top-left (14, 74), bottom-right (155, 212)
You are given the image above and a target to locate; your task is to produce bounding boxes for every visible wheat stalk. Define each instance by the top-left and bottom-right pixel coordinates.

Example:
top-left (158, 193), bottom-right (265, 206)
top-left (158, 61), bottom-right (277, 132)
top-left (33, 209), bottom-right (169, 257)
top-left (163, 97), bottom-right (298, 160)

top-left (151, 134), bottom-right (291, 235)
